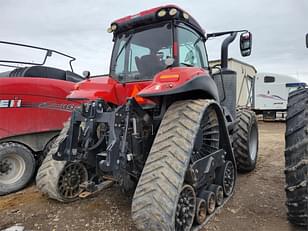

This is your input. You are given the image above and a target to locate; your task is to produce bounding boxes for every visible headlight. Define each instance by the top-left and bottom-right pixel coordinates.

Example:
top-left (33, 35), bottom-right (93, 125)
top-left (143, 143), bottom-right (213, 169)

top-left (169, 8), bottom-right (178, 16)
top-left (157, 9), bottom-right (167, 17)
top-left (183, 12), bottom-right (189, 19)
top-left (111, 23), bottom-right (117, 31)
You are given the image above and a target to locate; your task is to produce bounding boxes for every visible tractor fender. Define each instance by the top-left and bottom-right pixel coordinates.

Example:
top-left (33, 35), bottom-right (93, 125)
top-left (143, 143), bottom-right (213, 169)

top-left (138, 74), bottom-right (219, 101)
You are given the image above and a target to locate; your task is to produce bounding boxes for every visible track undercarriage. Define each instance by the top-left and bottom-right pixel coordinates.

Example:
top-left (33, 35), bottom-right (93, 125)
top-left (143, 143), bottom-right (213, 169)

top-left (37, 98), bottom-right (242, 230)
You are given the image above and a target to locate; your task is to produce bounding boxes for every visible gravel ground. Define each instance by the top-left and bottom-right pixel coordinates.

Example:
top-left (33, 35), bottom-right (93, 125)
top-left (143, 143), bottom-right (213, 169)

top-left (0, 122), bottom-right (305, 231)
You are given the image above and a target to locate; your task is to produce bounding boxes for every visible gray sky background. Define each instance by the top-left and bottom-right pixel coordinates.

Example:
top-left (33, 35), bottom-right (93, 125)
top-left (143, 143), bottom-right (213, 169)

top-left (0, 0), bottom-right (308, 81)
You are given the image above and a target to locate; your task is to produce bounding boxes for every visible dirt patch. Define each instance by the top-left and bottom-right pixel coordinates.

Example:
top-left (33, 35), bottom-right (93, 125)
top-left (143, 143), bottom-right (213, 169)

top-left (0, 122), bottom-right (304, 231)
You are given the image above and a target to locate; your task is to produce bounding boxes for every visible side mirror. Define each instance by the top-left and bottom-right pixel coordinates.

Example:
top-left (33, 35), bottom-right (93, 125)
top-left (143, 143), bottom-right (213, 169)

top-left (306, 33), bottom-right (308, 48)
top-left (82, 70), bottom-right (91, 79)
top-left (240, 32), bottom-right (252, 57)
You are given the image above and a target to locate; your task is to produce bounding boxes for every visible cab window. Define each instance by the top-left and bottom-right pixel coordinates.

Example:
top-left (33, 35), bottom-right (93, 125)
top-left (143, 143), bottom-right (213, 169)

top-left (177, 23), bottom-right (208, 69)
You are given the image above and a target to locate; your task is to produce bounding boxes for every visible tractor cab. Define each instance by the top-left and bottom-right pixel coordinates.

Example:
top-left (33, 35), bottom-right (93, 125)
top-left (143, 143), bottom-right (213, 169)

top-left (108, 5), bottom-right (208, 83)
top-left (71, 5), bottom-right (251, 108)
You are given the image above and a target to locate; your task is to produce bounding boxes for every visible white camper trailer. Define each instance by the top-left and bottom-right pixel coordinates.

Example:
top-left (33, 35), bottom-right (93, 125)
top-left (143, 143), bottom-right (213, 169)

top-left (253, 72), bottom-right (306, 119)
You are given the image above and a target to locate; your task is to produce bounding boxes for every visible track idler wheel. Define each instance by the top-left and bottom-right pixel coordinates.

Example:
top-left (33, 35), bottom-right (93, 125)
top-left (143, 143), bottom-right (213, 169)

top-left (175, 184), bottom-right (196, 231)
top-left (199, 190), bottom-right (216, 215)
top-left (57, 162), bottom-right (88, 199)
top-left (208, 184), bottom-right (224, 206)
top-left (216, 160), bottom-right (235, 197)
top-left (194, 198), bottom-right (207, 225)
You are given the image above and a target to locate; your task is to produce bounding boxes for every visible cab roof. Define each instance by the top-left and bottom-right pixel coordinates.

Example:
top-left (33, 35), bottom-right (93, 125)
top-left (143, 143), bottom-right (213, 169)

top-left (108, 5), bottom-right (205, 37)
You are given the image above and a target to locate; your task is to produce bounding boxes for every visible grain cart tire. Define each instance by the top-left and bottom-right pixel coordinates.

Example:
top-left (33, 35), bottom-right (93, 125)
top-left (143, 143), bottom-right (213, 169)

top-left (0, 142), bottom-right (35, 195)
top-left (36, 120), bottom-right (88, 202)
top-left (284, 88), bottom-right (308, 227)
top-left (233, 109), bottom-right (258, 172)
top-left (132, 99), bottom-right (219, 231)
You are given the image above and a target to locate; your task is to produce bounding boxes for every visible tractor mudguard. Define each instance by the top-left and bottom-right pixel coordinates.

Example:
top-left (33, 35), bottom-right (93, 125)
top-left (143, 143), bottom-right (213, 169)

top-left (139, 74), bottom-right (219, 101)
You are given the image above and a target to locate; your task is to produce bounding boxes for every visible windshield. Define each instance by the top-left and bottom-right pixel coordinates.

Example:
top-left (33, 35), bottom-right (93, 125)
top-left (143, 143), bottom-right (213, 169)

top-left (110, 22), bottom-right (173, 82)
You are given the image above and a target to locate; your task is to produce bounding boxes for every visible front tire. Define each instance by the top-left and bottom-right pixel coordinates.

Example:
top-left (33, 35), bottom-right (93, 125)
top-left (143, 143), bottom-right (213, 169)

top-left (285, 88), bottom-right (308, 227)
top-left (0, 142), bottom-right (36, 195)
top-left (233, 109), bottom-right (259, 172)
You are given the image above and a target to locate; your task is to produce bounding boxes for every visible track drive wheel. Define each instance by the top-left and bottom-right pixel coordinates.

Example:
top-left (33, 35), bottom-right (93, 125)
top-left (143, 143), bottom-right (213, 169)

top-left (132, 99), bottom-right (223, 230)
top-left (36, 120), bottom-right (88, 202)
top-left (233, 109), bottom-right (259, 172)
top-left (0, 142), bottom-right (35, 195)
top-left (284, 88), bottom-right (308, 227)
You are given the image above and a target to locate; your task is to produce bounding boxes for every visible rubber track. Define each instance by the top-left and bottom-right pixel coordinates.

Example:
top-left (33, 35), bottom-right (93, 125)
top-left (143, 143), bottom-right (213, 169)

top-left (36, 120), bottom-right (70, 202)
top-left (132, 99), bottom-right (212, 231)
top-left (285, 89), bottom-right (308, 227)
top-left (233, 109), bottom-right (258, 172)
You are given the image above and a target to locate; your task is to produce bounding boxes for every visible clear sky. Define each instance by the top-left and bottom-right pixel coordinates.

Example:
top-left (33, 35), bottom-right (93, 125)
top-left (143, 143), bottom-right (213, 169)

top-left (0, 0), bottom-right (307, 81)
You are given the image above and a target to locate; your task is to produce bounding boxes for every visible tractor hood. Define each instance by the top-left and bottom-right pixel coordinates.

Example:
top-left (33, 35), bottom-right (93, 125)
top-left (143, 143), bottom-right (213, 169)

top-left (68, 76), bottom-right (120, 105)
top-left (68, 76), bottom-right (154, 106)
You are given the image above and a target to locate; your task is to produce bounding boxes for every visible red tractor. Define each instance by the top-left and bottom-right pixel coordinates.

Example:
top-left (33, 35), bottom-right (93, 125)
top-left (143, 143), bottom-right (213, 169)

top-left (283, 34), bottom-right (308, 228)
top-left (37, 5), bottom-right (259, 230)
top-left (0, 41), bottom-right (83, 195)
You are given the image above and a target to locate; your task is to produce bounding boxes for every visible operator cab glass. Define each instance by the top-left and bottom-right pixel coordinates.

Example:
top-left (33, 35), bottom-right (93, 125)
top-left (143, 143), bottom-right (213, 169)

top-left (110, 20), bottom-right (209, 82)
top-left (177, 23), bottom-right (208, 69)
top-left (110, 23), bottom-right (173, 82)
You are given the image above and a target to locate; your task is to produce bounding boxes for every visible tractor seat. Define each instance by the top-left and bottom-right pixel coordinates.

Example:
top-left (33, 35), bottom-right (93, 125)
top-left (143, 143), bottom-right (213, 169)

top-left (0, 66), bottom-right (83, 83)
top-left (135, 55), bottom-right (164, 79)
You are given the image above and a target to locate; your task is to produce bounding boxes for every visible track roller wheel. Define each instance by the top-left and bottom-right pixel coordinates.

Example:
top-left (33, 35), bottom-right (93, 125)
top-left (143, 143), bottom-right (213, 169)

top-left (199, 190), bottom-right (216, 215)
top-left (194, 198), bottom-right (206, 225)
top-left (208, 184), bottom-right (224, 206)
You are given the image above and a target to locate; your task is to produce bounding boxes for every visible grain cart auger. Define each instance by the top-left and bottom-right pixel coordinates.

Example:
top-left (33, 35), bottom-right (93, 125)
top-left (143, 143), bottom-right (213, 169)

top-left (36, 5), bottom-right (259, 230)
top-left (283, 34), bottom-right (308, 228)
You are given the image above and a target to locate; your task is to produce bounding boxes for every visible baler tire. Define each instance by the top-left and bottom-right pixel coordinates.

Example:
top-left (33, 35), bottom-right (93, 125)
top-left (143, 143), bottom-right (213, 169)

top-left (284, 88), bottom-right (308, 227)
top-left (0, 142), bottom-right (35, 195)
top-left (132, 99), bottom-right (213, 231)
top-left (233, 109), bottom-right (259, 172)
top-left (36, 120), bottom-right (73, 202)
